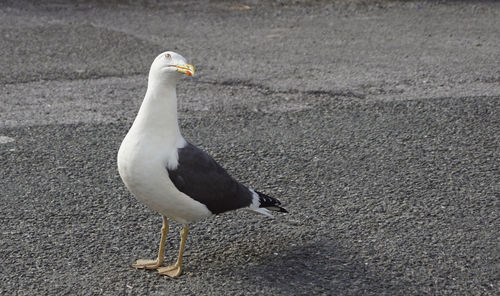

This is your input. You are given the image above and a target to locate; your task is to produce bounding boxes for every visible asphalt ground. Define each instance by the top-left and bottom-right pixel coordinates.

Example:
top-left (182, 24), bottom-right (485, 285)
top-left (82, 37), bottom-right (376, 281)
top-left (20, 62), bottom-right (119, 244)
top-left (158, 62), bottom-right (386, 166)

top-left (1, 1), bottom-right (499, 295)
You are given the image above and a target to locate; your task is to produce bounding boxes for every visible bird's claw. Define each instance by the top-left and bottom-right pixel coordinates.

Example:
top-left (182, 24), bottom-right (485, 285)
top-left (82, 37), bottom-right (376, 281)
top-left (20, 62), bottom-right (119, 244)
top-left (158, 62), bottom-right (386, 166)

top-left (158, 264), bottom-right (182, 278)
top-left (132, 259), bottom-right (163, 270)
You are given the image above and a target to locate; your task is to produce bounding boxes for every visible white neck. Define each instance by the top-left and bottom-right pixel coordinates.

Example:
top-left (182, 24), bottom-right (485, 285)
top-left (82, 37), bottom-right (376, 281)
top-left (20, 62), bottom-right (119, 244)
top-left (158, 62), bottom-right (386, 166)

top-left (131, 76), bottom-right (183, 143)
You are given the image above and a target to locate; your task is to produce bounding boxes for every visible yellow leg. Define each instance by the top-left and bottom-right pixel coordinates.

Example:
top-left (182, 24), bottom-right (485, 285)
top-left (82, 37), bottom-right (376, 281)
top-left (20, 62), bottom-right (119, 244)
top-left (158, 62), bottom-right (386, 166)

top-left (158, 225), bottom-right (188, 278)
top-left (132, 216), bottom-right (169, 270)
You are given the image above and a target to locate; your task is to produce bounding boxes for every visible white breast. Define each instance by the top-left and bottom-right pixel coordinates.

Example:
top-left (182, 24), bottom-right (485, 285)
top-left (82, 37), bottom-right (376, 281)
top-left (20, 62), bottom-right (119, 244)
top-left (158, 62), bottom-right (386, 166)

top-left (117, 131), bottom-right (212, 224)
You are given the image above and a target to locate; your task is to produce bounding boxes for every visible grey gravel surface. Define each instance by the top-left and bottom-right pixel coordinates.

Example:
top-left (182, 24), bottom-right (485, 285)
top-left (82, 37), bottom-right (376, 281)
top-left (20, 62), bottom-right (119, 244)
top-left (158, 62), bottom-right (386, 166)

top-left (1, 1), bottom-right (499, 295)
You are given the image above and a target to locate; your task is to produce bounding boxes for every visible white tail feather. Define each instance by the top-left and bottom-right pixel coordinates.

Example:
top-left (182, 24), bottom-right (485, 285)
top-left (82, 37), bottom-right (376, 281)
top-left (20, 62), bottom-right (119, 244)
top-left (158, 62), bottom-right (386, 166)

top-left (246, 189), bottom-right (275, 218)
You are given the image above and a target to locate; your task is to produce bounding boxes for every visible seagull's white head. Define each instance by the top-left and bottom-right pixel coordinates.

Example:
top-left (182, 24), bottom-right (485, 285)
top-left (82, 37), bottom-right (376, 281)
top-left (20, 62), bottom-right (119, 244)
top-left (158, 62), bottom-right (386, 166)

top-left (149, 51), bottom-right (195, 83)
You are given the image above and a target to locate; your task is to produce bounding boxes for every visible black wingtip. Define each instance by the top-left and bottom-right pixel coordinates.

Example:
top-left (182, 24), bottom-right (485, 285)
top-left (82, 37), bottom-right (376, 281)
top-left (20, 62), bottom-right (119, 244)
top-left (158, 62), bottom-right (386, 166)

top-left (255, 190), bottom-right (288, 213)
top-left (263, 205), bottom-right (288, 213)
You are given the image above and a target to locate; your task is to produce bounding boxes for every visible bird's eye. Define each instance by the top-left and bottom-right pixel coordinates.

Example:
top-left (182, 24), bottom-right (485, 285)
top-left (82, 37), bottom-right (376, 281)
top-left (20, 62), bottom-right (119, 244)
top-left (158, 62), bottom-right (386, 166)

top-left (165, 53), bottom-right (171, 59)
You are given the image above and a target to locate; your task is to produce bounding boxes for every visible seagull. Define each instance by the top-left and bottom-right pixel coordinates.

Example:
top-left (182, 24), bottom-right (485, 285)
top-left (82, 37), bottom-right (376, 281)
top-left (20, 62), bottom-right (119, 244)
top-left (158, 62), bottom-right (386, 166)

top-left (117, 51), bottom-right (287, 278)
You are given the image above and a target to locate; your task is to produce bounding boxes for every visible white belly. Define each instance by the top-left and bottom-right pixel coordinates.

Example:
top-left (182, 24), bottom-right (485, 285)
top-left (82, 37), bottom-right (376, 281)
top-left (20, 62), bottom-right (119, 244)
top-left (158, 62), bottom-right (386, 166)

top-left (117, 133), bottom-right (212, 224)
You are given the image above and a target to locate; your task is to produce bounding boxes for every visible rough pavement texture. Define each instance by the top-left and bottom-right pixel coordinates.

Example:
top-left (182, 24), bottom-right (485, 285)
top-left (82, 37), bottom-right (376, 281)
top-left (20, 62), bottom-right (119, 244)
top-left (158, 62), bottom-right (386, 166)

top-left (1, 1), bottom-right (499, 295)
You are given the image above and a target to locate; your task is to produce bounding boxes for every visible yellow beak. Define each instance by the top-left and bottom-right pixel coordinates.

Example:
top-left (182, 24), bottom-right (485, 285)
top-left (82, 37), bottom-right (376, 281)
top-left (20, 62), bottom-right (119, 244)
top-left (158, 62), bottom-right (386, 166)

top-left (175, 63), bottom-right (195, 76)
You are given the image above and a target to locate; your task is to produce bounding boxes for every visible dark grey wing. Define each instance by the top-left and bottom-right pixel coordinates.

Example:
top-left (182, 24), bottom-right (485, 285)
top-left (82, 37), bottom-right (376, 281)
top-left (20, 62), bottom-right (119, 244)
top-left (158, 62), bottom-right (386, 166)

top-left (167, 142), bottom-right (253, 214)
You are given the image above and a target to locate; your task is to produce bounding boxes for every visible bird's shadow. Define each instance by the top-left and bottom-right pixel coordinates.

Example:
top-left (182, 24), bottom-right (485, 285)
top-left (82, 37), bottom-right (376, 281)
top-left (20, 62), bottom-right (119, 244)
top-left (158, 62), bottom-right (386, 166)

top-left (193, 239), bottom-right (398, 294)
